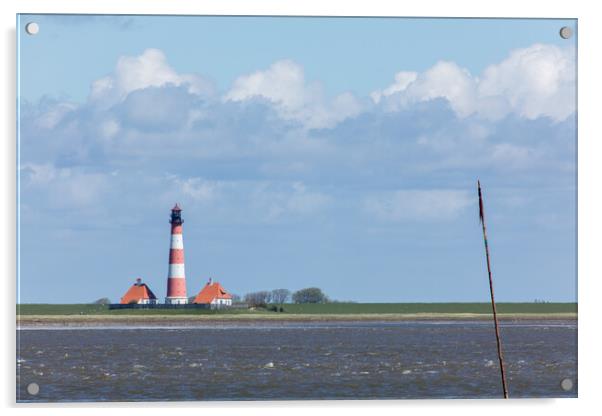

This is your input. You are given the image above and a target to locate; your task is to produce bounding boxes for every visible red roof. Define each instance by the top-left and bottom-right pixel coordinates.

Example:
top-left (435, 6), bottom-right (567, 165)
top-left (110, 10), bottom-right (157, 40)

top-left (120, 280), bottom-right (157, 304)
top-left (193, 281), bottom-right (232, 304)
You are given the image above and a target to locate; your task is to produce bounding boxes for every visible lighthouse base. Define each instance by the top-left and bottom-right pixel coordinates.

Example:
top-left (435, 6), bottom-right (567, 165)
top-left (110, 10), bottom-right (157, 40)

top-left (165, 297), bottom-right (188, 305)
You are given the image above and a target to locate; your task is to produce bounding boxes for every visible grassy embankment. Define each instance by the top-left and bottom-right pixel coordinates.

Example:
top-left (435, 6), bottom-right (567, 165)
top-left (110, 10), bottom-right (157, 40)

top-left (17, 303), bottom-right (577, 323)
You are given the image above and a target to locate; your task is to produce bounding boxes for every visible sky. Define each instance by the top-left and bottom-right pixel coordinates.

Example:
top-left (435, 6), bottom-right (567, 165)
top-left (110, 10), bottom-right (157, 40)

top-left (17, 15), bottom-right (577, 303)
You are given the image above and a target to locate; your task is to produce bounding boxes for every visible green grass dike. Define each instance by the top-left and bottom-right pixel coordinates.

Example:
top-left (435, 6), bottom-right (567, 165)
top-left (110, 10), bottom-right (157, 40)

top-left (16, 302), bottom-right (577, 316)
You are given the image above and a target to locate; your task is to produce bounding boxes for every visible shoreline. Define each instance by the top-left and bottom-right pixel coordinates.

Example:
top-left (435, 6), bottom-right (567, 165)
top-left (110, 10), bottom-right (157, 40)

top-left (17, 313), bottom-right (577, 328)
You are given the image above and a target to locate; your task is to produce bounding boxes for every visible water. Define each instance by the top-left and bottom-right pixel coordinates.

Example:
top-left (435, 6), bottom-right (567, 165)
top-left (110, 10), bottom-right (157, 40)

top-left (16, 320), bottom-right (577, 402)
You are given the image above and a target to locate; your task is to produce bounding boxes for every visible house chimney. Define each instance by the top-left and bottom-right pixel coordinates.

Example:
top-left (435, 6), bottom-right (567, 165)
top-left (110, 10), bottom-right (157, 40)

top-left (136, 277), bottom-right (142, 286)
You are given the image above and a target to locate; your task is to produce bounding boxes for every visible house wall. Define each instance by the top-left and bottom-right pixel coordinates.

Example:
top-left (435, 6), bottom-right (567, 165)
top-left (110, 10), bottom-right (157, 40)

top-left (210, 298), bottom-right (232, 307)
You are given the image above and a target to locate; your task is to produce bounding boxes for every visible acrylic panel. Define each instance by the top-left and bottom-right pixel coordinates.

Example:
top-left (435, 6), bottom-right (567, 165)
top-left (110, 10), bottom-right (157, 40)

top-left (16, 14), bottom-right (577, 402)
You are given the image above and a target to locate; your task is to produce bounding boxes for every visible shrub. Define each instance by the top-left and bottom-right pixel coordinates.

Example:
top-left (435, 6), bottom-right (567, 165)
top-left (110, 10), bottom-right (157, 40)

top-left (244, 291), bottom-right (271, 308)
top-left (292, 287), bottom-right (329, 304)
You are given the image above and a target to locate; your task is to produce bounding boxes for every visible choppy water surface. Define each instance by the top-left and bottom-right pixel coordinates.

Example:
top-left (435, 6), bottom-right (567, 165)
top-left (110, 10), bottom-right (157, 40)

top-left (17, 320), bottom-right (577, 402)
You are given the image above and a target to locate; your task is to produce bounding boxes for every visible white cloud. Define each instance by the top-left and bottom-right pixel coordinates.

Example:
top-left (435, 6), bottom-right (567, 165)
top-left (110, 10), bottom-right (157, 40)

top-left (20, 163), bottom-right (61, 185)
top-left (375, 63), bottom-right (477, 117)
top-left (285, 182), bottom-right (332, 215)
top-left (162, 175), bottom-right (331, 223)
top-left (34, 102), bottom-right (77, 129)
top-left (372, 44), bottom-right (575, 122)
top-left (257, 181), bottom-right (332, 221)
top-left (100, 119), bottom-right (120, 139)
top-left (20, 44), bottom-right (575, 197)
top-left (89, 48), bottom-right (214, 106)
top-left (172, 176), bottom-right (219, 203)
top-left (478, 43), bottom-right (575, 121)
top-left (224, 60), bottom-right (362, 129)
top-left (21, 163), bottom-right (109, 208)
top-left (370, 71), bottom-right (417, 104)
top-left (491, 143), bottom-right (532, 165)
top-left (363, 190), bottom-right (472, 222)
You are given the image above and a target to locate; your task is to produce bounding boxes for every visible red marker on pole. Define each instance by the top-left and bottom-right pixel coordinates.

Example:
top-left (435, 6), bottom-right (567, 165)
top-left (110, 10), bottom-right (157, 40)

top-left (478, 180), bottom-right (509, 399)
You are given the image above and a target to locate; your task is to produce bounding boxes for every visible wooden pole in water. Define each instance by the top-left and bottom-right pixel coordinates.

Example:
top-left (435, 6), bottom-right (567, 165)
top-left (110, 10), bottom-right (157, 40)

top-left (477, 180), bottom-right (509, 399)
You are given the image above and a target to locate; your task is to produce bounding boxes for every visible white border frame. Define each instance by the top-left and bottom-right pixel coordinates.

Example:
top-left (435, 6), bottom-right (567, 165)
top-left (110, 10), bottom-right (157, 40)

top-left (3, 1), bottom-right (600, 414)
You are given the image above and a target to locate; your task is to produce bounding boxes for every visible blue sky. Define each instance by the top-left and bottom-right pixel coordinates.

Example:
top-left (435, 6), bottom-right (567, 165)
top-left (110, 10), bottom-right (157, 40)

top-left (17, 15), bottom-right (577, 303)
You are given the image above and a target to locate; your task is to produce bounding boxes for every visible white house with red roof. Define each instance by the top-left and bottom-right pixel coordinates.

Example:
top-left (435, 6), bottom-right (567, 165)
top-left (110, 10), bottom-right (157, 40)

top-left (192, 278), bottom-right (232, 307)
top-left (120, 278), bottom-right (158, 305)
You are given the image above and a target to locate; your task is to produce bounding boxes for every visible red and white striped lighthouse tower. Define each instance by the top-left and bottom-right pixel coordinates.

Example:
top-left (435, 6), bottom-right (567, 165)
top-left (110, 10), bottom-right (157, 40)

top-left (165, 203), bottom-right (188, 304)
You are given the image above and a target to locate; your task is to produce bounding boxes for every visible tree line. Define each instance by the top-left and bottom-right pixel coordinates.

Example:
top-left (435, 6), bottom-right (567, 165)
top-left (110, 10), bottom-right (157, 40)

top-left (242, 287), bottom-right (329, 308)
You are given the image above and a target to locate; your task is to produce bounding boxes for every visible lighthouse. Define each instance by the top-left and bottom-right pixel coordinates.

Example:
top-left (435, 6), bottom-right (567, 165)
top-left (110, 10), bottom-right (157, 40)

top-left (165, 203), bottom-right (188, 304)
